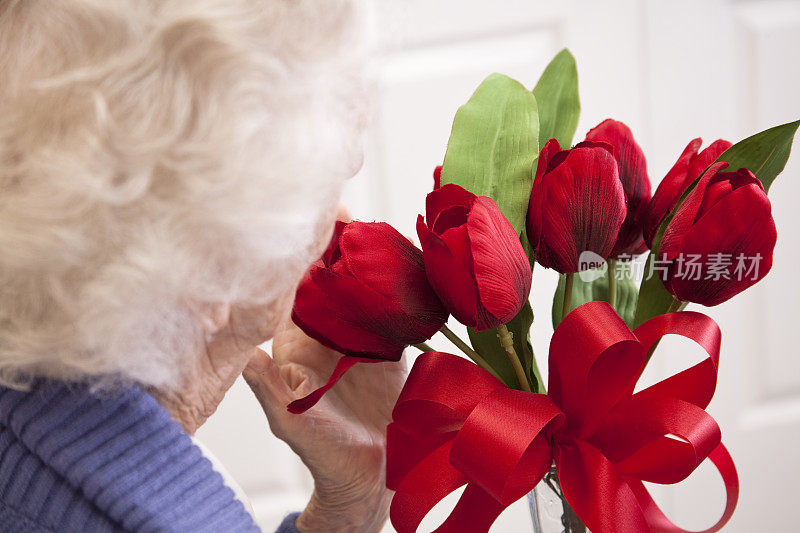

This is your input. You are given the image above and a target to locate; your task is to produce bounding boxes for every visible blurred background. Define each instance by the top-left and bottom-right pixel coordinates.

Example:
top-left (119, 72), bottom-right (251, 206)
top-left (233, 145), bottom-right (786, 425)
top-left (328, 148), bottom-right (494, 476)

top-left (197, 0), bottom-right (800, 530)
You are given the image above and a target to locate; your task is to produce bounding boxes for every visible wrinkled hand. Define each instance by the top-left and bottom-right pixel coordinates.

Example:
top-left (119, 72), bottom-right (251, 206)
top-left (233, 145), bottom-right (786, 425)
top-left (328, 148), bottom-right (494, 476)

top-left (243, 319), bottom-right (405, 533)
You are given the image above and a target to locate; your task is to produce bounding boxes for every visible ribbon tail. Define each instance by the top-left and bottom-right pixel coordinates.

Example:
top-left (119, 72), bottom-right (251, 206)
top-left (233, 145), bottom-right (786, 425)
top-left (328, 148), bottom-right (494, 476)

top-left (287, 356), bottom-right (374, 413)
top-left (556, 439), bottom-right (649, 533)
top-left (390, 441), bottom-right (468, 533)
top-left (387, 422), bottom-right (453, 490)
top-left (435, 484), bottom-right (505, 533)
top-left (629, 443), bottom-right (739, 533)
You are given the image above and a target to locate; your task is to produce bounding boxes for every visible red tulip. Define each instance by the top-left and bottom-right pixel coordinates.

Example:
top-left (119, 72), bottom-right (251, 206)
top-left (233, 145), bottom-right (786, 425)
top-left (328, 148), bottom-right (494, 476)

top-left (644, 138), bottom-right (732, 247)
top-left (416, 184), bottom-right (531, 331)
top-left (526, 138), bottom-right (627, 273)
top-left (433, 165), bottom-right (443, 190)
top-left (658, 163), bottom-right (777, 306)
top-left (585, 119), bottom-right (651, 257)
top-left (289, 220), bottom-right (448, 413)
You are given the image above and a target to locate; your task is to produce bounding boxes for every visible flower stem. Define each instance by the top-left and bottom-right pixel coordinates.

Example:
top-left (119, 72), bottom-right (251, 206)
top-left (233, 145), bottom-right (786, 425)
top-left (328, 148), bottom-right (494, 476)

top-left (413, 342), bottom-right (434, 353)
top-left (607, 259), bottom-right (617, 309)
top-left (440, 325), bottom-right (501, 380)
top-left (562, 273), bottom-right (575, 323)
top-left (496, 324), bottom-right (532, 392)
top-left (562, 499), bottom-right (587, 533)
top-left (667, 298), bottom-right (684, 314)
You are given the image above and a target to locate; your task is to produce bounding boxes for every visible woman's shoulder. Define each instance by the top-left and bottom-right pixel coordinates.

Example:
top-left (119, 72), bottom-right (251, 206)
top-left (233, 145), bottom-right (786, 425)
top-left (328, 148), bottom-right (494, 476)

top-left (0, 380), bottom-right (260, 532)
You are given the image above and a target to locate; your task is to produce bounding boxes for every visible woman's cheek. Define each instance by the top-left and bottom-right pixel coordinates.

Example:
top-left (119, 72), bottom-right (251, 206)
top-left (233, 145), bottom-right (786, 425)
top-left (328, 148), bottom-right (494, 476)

top-left (229, 291), bottom-right (295, 347)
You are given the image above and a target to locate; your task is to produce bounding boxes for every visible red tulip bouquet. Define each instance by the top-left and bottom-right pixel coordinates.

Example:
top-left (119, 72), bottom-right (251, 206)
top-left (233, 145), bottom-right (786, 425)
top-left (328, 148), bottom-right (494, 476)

top-left (287, 49), bottom-right (798, 533)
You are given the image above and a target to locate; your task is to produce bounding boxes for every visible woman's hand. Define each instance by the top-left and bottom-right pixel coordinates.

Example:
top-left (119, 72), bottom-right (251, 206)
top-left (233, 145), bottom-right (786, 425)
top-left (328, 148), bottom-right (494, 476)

top-left (243, 319), bottom-right (404, 533)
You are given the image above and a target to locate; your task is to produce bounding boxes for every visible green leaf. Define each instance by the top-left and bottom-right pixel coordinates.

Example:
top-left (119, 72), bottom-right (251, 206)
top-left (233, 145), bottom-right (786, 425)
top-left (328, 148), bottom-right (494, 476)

top-left (552, 262), bottom-right (639, 328)
top-left (632, 254), bottom-right (678, 327)
top-left (440, 73), bottom-right (539, 235)
top-left (533, 48), bottom-right (581, 149)
top-left (634, 120), bottom-right (799, 327)
top-left (715, 120), bottom-right (799, 193)
top-left (468, 301), bottom-right (544, 393)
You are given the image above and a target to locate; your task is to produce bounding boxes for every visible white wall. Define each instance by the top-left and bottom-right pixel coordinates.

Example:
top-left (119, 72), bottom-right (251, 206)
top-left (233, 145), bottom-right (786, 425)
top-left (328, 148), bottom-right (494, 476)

top-left (197, 1), bottom-right (800, 531)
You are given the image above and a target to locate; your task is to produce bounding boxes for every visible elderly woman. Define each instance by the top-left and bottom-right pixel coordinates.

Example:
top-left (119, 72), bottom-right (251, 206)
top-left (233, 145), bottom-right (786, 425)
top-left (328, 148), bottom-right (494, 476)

top-left (0, 1), bottom-right (398, 532)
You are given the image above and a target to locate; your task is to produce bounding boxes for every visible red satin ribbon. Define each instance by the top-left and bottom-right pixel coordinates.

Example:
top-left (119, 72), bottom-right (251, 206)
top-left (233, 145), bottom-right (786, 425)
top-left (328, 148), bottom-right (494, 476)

top-left (386, 301), bottom-right (739, 533)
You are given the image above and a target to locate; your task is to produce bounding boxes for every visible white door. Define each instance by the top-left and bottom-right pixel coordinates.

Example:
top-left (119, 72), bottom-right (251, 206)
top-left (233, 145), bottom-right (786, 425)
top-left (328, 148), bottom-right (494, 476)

top-left (197, 1), bottom-right (800, 531)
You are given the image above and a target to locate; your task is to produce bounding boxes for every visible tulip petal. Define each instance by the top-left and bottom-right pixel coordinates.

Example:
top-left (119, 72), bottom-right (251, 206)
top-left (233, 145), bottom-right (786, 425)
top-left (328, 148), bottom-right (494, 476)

top-left (644, 138), bottom-right (702, 247)
top-left (696, 177), bottom-right (734, 218)
top-left (426, 183), bottom-right (476, 230)
top-left (645, 139), bottom-right (732, 248)
top-left (339, 222), bottom-right (448, 337)
top-left (417, 215), bottom-right (481, 328)
top-left (667, 180), bottom-right (776, 306)
top-left (321, 220), bottom-right (347, 266)
top-left (659, 161), bottom-right (729, 262)
top-left (439, 223), bottom-right (473, 270)
top-left (687, 139), bottom-right (733, 182)
top-left (527, 138), bottom-right (563, 251)
top-left (432, 205), bottom-right (470, 234)
top-left (586, 119), bottom-right (651, 257)
top-left (572, 140), bottom-right (613, 155)
top-left (287, 356), bottom-right (376, 413)
top-left (539, 147), bottom-right (626, 272)
top-left (292, 267), bottom-right (408, 358)
top-left (468, 197), bottom-right (532, 328)
top-left (537, 138), bottom-right (564, 178)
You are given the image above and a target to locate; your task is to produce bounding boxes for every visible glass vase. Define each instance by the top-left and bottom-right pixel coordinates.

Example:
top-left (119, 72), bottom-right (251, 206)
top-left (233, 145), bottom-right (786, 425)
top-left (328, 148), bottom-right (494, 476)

top-left (527, 464), bottom-right (589, 533)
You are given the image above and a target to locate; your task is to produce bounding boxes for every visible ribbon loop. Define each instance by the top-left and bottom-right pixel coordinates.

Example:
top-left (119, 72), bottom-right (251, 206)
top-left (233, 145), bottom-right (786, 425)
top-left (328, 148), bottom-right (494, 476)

top-left (633, 310), bottom-right (721, 409)
top-left (392, 351), bottom-right (504, 435)
top-left (628, 444), bottom-right (739, 533)
top-left (387, 304), bottom-right (739, 533)
top-left (389, 440), bottom-right (468, 533)
top-left (594, 395), bottom-right (721, 483)
top-left (549, 301), bottom-right (646, 436)
top-left (450, 389), bottom-right (563, 503)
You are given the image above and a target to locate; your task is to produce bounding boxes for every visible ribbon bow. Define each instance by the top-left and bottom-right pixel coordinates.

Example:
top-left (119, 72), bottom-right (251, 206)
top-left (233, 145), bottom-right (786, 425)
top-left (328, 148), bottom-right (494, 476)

top-left (386, 301), bottom-right (738, 533)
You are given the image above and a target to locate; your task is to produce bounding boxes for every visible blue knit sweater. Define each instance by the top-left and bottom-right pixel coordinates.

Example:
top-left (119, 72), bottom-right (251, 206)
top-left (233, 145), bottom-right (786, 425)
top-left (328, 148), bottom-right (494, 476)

top-left (0, 380), bottom-right (299, 532)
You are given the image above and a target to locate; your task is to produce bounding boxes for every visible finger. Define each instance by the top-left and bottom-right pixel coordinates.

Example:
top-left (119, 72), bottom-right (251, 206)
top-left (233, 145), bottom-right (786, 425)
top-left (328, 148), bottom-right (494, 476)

top-left (278, 362), bottom-right (318, 396)
top-left (272, 328), bottom-right (342, 376)
top-left (397, 351), bottom-right (409, 373)
top-left (243, 348), bottom-right (296, 411)
top-left (270, 326), bottom-right (306, 365)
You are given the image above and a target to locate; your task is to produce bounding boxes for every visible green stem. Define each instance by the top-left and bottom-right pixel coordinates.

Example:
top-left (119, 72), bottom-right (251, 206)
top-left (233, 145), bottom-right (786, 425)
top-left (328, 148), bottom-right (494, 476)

top-left (562, 499), bottom-right (587, 533)
top-left (413, 342), bottom-right (434, 353)
top-left (496, 324), bottom-right (532, 392)
top-left (666, 298), bottom-right (684, 314)
top-left (530, 348), bottom-right (546, 394)
top-left (607, 259), bottom-right (617, 309)
top-left (562, 273), bottom-right (575, 323)
top-left (440, 325), bottom-right (501, 380)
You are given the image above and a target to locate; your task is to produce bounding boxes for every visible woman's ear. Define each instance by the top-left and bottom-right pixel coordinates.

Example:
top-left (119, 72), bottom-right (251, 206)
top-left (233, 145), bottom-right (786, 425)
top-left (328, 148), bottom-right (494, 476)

top-left (187, 301), bottom-right (231, 337)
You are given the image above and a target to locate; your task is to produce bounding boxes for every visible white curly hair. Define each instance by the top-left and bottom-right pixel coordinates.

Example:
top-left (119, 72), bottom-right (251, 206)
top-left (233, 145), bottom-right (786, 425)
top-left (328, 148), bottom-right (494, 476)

top-left (0, 0), bottom-right (369, 390)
